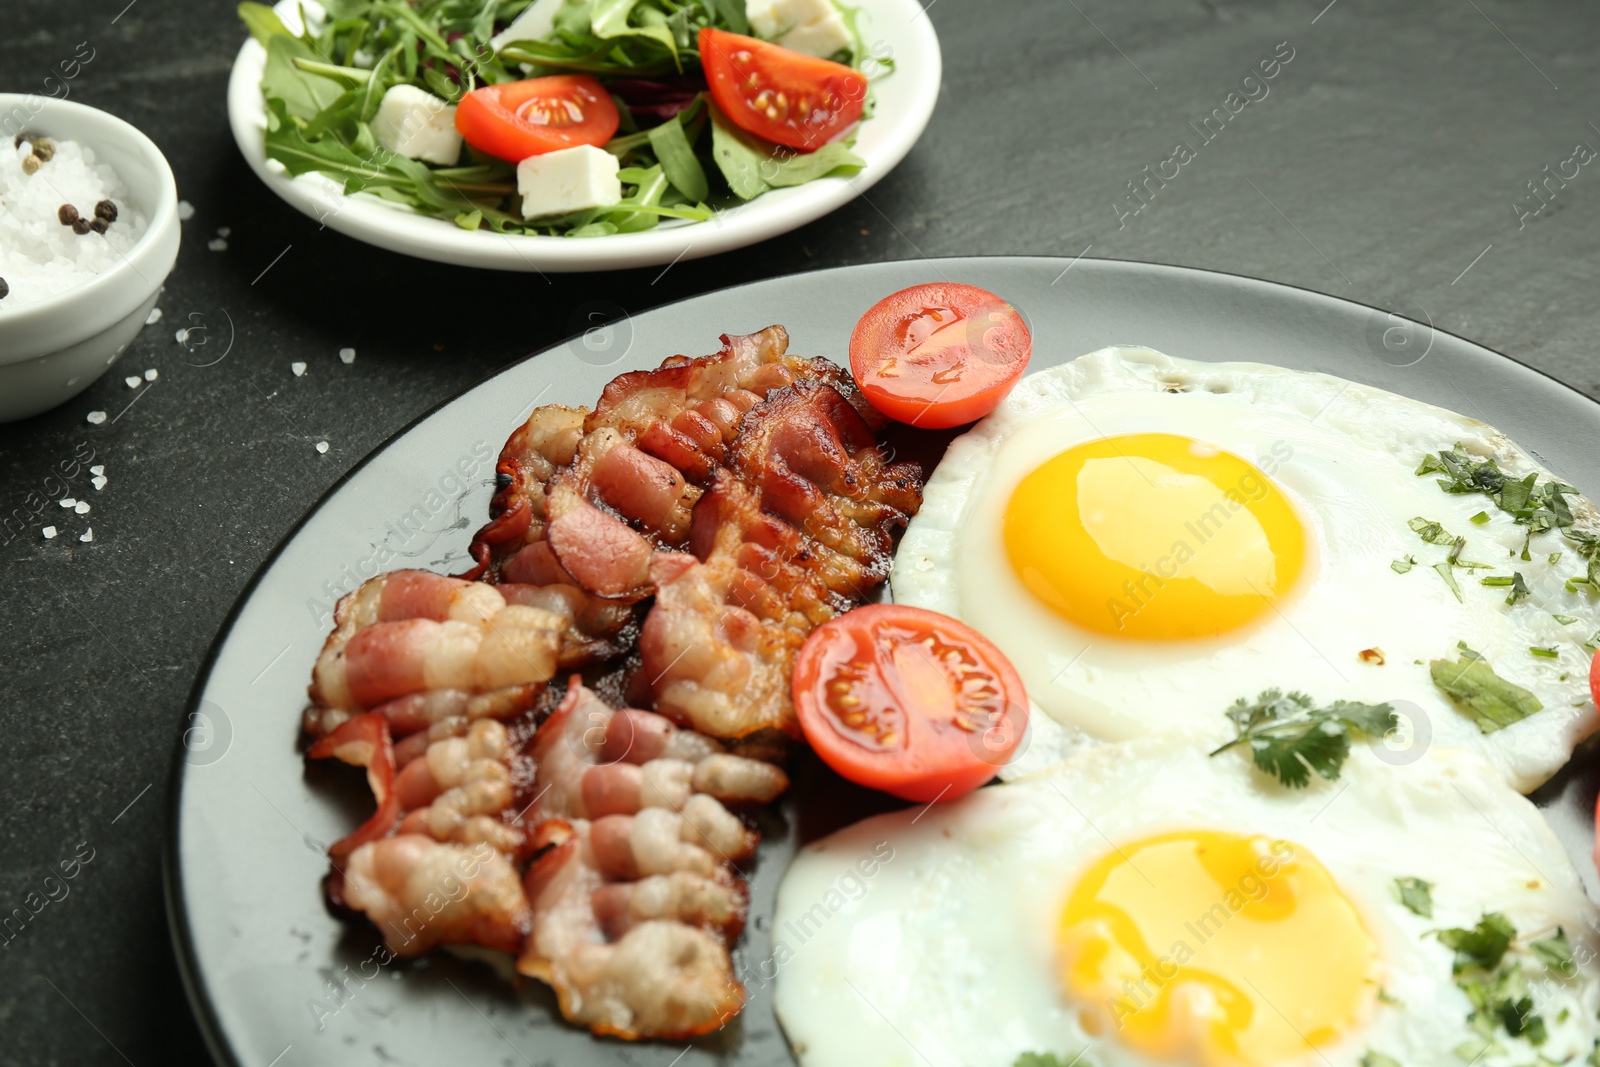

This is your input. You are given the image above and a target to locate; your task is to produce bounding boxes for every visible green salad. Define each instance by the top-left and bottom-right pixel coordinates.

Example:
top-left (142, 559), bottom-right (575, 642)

top-left (238, 0), bottom-right (885, 237)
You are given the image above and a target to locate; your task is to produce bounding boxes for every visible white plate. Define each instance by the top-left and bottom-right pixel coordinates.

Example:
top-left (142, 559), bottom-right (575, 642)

top-left (225, 0), bottom-right (941, 271)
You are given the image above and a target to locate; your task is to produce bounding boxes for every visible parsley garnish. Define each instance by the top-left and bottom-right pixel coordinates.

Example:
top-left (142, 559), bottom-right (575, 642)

top-left (1440, 913), bottom-right (1515, 970)
top-left (1209, 690), bottom-right (1397, 789)
top-left (1429, 643), bottom-right (1544, 733)
top-left (1392, 876), bottom-right (1434, 918)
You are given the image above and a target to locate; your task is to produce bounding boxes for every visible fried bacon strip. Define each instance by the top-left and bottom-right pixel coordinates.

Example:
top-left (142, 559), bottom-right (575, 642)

top-left (304, 570), bottom-right (631, 740)
top-left (515, 681), bottom-right (786, 1039)
top-left (464, 327), bottom-right (876, 588)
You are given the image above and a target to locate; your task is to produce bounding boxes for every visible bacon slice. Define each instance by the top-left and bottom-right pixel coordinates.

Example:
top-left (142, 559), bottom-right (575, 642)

top-left (303, 570), bottom-right (631, 740)
top-left (392, 718), bottom-right (536, 858)
top-left (335, 835), bottom-right (532, 957)
top-left (514, 681), bottom-right (785, 1039)
top-left (464, 327), bottom-right (878, 587)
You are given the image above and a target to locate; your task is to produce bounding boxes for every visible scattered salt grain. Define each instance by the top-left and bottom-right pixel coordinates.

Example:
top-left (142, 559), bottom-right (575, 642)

top-left (0, 138), bottom-right (150, 310)
top-left (92, 476), bottom-right (107, 491)
top-left (86, 410), bottom-right (106, 424)
top-left (145, 307), bottom-right (162, 325)
top-left (177, 200), bottom-right (195, 220)
top-left (79, 528), bottom-right (93, 543)
top-left (124, 375), bottom-right (141, 388)
top-left (175, 328), bottom-right (189, 345)
top-left (59, 497), bottom-right (75, 508)
top-left (74, 500), bottom-right (90, 515)
top-left (338, 347), bottom-right (356, 364)
top-left (90, 465), bottom-right (104, 476)
top-left (291, 361), bottom-right (307, 377)
top-left (42, 526), bottom-right (57, 539)
top-left (316, 441), bottom-right (330, 454)
top-left (217, 226), bottom-right (231, 238)
top-left (144, 368), bottom-right (158, 381)
top-left (207, 238), bottom-right (227, 252)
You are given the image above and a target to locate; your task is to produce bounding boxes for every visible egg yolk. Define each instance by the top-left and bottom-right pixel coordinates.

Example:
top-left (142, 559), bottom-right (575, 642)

top-left (1002, 434), bottom-right (1306, 639)
top-left (1057, 831), bottom-right (1378, 1067)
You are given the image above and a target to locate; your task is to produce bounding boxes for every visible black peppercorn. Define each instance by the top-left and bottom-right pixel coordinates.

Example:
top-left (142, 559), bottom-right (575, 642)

top-left (90, 218), bottom-right (108, 234)
top-left (94, 199), bottom-right (117, 222)
top-left (58, 203), bottom-right (80, 226)
top-left (0, 277), bottom-right (9, 300)
top-left (71, 217), bottom-right (92, 235)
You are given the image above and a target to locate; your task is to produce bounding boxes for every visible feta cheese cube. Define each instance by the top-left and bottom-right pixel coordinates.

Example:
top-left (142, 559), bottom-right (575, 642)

top-left (746, 0), bottom-right (852, 59)
top-left (516, 145), bottom-right (623, 219)
top-left (372, 85), bottom-right (462, 166)
top-left (491, 0), bottom-right (568, 52)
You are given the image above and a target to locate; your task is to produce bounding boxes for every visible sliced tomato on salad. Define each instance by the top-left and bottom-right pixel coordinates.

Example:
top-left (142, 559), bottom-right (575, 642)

top-left (793, 604), bottom-right (1028, 803)
top-left (698, 28), bottom-right (866, 151)
top-left (455, 74), bottom-right (620, 162)
top-left (849, 283), bottom-right (1033, 428)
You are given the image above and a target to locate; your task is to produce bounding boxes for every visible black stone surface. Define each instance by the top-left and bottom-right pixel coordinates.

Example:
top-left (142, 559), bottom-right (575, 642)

top-left (1, 1), bottom-right (1597, 1064)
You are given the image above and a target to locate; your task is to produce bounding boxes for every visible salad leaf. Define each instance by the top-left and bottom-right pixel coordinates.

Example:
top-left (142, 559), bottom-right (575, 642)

top-left (592, 0), bottom-right (679, 58)
top-left (239, 0), bottom-right (292, 43)
top-left (709, 103), bottom-right (864, 199)
top-left (647, 105), bottom-right (709, 202)
top-left (1429, 643), bottom-right (1543, 733)
top-left (264, 35), bottom-right (346, 120)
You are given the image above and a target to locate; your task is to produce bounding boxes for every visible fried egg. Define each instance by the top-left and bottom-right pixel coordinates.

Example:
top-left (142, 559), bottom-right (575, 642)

top-left (771, 738), bottom-right (1600, 1067)
top-left (890, 347), bottom-right (1600, 791)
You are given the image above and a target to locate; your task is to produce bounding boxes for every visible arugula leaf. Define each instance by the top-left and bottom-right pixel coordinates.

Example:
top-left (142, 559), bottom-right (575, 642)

top-left (1430, 643), bottom-right (1544, 733)
top-left (703, 0), bottom-right (748, 35)
top-left (1391, 876), bottom-right (1434, 918)
top-left (263, 35), bottom-right (345, 120)
top-left (1210, 690), bottom-right (1397, 789)
top-left (708, 102), bottom-right (864, 199)
top-left (646, 104), bottom-right (709, 202)
top-left (238, 0), bottom-right (291, 43)
top-left (591, 0), bottom-right (679, 59)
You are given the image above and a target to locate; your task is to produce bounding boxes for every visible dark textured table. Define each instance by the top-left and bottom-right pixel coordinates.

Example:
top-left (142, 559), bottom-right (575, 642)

top-left (2, 0), bottom-right (1597, 1063)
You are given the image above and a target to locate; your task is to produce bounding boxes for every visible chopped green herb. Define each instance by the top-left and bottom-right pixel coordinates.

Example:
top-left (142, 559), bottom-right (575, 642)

top-left (1470, 511), bottom-right (1491, 525)
top-left (1434, 561), bottom-right (1464, 602)
top-left (1549, 551), bottom-right (1564, 565)
top-left (1360, 1053), bottom-right (1401, 1067)
top-left (1530, 929), bottom-right (1576, 975)
top-left (1411, 516), bottom-right (1458, 545)
top-left (1453, 1038), bottom-right (1504, 1062)
top-left (1430, 643), bottom-right (1543, 733)
top-left (1553, 613), bottom-right (1580, 625)
top-left (1586, 631), bottom-right (1600, 653)
top-left (1209, 690), bottom-right (1396, 789)
top-left (1530, 645), bottom-right (1559, 659)
top-left (1392, 555), bottom-right (1417, 574)
top-left (1504, 571), bottom-right (1531, 605)
top-left (1570, 576), bottom-right (1595, 593)
top-left (1377, 987), bottom-right (1404, 1007)
top-left (1480, 575), bottom-right (1515, 586)
top-left (1439, 912), bottom-right (1516, 971)
top-left (1014, 1055), bottom-right (1076, 1067)
top-left (1391, 876), bottom-right (1434, 918)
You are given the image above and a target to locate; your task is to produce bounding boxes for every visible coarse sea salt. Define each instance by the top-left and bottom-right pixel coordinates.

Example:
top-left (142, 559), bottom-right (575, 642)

top-left (0, 138), bottom-right (150, 311)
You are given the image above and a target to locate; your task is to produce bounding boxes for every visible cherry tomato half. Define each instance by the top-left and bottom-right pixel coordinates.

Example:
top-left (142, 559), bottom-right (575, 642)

top-left (793, 604), bottom-right (1028, 803)
top-left (698, 28), bottom-right (866, 152)
top-left (849, 283), bottom-right (1032, 428)
top-left (454, 75), bottom-right (620, 163)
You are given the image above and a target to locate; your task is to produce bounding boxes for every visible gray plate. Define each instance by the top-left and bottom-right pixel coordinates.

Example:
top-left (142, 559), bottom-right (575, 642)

top-left (166, 256), bottom-right (1600, 1067)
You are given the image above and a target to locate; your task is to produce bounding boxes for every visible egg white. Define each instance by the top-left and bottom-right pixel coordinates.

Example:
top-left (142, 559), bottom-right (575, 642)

top-left (890, 347), bottom-right (1600, 792)
top-left (771, 738), bottom-right (1600, 1067)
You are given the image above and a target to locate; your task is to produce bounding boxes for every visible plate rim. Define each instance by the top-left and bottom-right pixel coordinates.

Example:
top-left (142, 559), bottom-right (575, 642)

top-left (163, 254), bottom-right (1600, 1067)
top-left (225, 0), bottom-right (943, 272)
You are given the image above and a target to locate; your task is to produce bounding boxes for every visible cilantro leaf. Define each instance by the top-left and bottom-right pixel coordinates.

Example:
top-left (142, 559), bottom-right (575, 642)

top-left (1391, 876), bottom-right (1434, 918)
top-left (1210, 690), bottom-right (1396, 789)
top-left (1430, 643), bottom-right (1543, 733)
top-left (1439, 912), bottom-right (1515, 971)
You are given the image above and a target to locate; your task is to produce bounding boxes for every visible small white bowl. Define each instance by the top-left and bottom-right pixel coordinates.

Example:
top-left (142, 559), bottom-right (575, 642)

top-left (0, 95), bottom-right (180, 422)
